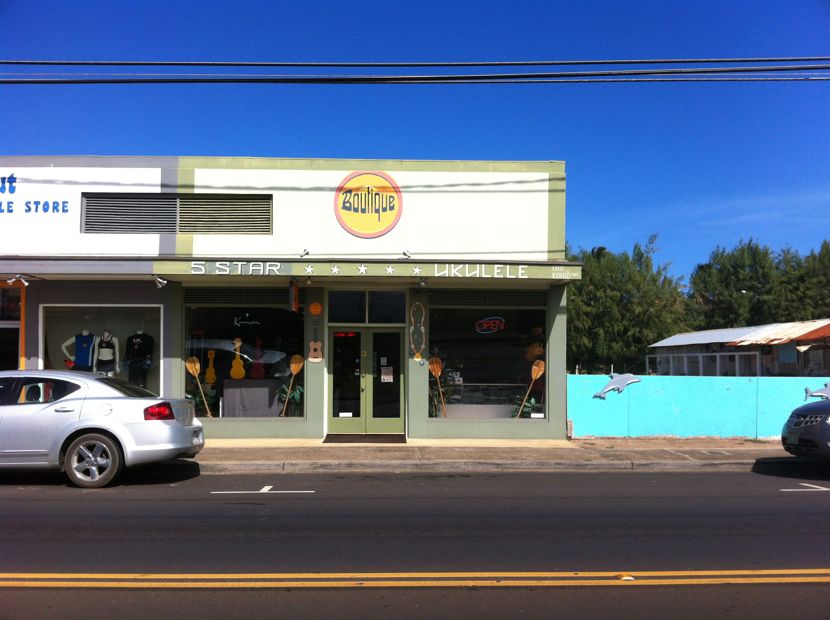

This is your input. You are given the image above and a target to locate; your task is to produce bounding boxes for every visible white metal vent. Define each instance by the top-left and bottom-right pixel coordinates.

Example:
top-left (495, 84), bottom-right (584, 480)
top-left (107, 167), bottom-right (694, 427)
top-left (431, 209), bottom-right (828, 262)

top-left (184, 288), bottom-right (298, 306)
top-left (82, 194), bottom-right (272, 234)
top-left (179, 195), bottom-right (272, 234)
top-left (428, 289), bottom-right (547, 307)
top-left (83, 194), bottom-right (177, 233)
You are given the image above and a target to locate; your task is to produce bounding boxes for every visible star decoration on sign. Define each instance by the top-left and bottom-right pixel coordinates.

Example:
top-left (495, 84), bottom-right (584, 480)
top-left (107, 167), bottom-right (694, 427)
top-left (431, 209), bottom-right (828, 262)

top-left (357, 264), bottom-right (368, 274)
top-left (330, 265), bottom-right (341, 275)
top-left (411, 266), bottom-right (422, 275)
top-left (385, 265), bottom-right (395, 275)
top-left (305, 265), bottom-right (314, 274)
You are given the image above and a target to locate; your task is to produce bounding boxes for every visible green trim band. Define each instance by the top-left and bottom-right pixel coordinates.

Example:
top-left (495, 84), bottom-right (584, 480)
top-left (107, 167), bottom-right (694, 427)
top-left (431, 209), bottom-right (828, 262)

top-left (157, 260), bottom-right (581, 281)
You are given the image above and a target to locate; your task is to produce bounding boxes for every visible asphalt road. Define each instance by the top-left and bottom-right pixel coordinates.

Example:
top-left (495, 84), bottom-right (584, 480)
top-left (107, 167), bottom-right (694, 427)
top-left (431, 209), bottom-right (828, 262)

top-left (1, 463), bottom-right (829, 618)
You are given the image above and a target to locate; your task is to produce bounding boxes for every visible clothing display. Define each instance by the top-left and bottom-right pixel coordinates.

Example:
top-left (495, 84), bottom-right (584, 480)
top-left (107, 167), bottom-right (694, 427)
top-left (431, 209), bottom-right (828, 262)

top-left (94, 330), bottom-right (119, 376)
top-left (125, 331), bottom-right (154, 386)
top-left (71, 332), bottom-right (95, 371)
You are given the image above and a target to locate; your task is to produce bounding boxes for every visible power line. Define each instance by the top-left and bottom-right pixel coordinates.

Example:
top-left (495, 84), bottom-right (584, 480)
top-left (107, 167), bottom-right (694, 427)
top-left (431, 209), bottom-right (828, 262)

top-left (3, 63), bottom-right (830, 85)
top-left (2, 56), bottom-right (830, 67)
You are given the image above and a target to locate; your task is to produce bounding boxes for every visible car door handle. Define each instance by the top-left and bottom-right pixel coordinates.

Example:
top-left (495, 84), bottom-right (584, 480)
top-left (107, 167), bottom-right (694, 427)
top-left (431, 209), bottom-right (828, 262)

top-left (54, 407), bottom-right (75, 413)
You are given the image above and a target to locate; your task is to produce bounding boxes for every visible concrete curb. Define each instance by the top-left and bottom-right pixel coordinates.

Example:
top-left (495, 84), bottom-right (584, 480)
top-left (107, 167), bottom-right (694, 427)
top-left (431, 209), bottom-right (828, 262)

top-left (196, 459), bottom-right (761, 475)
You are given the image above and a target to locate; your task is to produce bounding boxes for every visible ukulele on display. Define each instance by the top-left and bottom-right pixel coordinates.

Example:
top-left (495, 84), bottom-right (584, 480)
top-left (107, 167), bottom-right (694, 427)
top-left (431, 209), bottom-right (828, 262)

top-left (204, 350), bottom-right (217, 385)
top-left (250, 338), bottom-right (266, 379)
top-left (230, 338), bottom-right (246, 379)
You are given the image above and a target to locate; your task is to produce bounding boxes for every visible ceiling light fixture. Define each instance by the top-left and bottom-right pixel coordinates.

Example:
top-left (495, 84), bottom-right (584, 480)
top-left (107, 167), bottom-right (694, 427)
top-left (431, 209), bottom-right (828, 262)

top-left (154, 276), bottom-right (168, 289)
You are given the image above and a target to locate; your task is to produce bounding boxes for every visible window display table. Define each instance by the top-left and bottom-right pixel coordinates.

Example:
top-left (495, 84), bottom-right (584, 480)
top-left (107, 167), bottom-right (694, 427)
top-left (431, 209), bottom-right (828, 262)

top-left (222, 379), bottom-right (283, 417)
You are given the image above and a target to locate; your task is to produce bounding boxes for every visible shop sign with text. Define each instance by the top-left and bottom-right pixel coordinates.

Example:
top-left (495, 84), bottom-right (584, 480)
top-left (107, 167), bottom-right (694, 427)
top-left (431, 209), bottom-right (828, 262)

top-left (335, 171), bottom-right (402, 238)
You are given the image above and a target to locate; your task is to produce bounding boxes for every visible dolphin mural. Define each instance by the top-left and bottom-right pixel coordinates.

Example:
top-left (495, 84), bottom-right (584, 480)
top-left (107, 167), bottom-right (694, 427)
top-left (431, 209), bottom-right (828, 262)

top-left (805, 383), bottom-right (830, 401)
top-left (593, 373), bottom-right (641, 399)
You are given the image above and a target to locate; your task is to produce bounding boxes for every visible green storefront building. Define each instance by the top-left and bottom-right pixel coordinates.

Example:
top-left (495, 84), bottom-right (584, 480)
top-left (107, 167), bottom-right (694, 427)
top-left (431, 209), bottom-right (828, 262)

top-left (0, 156), bottom-right (580, 440)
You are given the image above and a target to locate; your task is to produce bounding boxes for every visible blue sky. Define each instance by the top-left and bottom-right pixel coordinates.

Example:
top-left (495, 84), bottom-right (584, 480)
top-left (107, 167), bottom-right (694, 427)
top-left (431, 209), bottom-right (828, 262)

top-left (3, 0), bottom-right (829, 279)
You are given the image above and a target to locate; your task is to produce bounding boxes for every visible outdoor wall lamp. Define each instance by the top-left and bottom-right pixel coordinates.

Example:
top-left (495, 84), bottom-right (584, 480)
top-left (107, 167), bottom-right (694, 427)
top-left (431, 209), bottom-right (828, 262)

top-left (153, 276), bottom-right (168, 289)
top-left (5, 274), bottom-right (29, 287)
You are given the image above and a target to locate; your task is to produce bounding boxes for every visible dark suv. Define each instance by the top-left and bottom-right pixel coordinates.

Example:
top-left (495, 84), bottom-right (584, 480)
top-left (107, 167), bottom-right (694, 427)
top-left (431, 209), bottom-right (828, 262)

top-left (782, 399), bottom-right (830, 460)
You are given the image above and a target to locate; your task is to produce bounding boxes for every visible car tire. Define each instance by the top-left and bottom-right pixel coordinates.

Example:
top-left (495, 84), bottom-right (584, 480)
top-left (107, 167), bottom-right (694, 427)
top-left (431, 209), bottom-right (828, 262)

top-left (63, 433), bottom-right (123, 488)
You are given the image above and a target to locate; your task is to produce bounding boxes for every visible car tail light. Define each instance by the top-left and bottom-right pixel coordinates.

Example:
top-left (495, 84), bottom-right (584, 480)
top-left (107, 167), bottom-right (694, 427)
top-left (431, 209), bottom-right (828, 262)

top-left (144, 402), bottom-right (175, 420)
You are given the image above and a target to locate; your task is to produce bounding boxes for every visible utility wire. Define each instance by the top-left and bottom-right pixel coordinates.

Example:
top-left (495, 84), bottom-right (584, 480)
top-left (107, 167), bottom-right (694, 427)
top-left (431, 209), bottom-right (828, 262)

top-left (3, 63), bottom-right (830, 85)
top-left (3, 56), bottom-right (830, 67)
top-left (2, 57), bottom-right (829, 85)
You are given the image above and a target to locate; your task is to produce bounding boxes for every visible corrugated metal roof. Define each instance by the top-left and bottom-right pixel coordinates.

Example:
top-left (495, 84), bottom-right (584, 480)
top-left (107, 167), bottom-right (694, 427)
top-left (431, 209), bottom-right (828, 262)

top-left (650, 319), bottom-right (830, 348)
top-left (797, 322), bottom-right (830, 341)
top-left (650, 326), bottom-right (759, 348)
top-left (728, 319), bottom-right (830, 346)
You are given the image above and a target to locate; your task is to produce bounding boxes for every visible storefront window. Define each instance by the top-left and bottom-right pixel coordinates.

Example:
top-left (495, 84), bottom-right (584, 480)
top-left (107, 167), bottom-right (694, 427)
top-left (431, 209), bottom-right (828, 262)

top-left (428, 308), bottom-right (546, 419)
top-left (1, 288), bottom-right (21, 321)
top-left (329, 290), bottom-right (406, 324)
top-left (43, 306), bottom-right (162, 393)
top-left (186, 307), bottom-right (305, 418)
top-left (0, 328), bottom-right (18, 370)
top-left (329, 291), bottom-right (365, 323)
top-left (0, 288), bottom-right (21, 370)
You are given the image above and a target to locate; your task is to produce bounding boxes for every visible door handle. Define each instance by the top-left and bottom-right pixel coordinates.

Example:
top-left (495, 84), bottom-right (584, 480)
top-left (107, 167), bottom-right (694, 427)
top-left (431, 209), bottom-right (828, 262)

top-left (54, 407), bottom-right (75, 413)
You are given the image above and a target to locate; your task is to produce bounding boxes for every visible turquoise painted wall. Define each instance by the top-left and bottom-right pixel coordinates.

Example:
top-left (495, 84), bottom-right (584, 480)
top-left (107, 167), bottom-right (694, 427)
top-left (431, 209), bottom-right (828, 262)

top-left (567, 375), bottom-right (830, 438)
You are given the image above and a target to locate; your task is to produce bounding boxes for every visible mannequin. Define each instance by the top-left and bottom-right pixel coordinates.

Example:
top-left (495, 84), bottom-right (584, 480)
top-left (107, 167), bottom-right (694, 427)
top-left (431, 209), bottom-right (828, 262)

top-left (61, 330), bottom-right (95, 371)
top-left (124, 329), bottom-right (154, 387)
top-left (93, 329), bottom-right (120, 376)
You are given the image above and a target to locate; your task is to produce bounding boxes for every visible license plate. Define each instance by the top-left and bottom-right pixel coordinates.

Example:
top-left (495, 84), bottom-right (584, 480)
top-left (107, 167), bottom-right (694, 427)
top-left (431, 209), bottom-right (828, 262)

top-left (786, 431), bottom-right (800, 445)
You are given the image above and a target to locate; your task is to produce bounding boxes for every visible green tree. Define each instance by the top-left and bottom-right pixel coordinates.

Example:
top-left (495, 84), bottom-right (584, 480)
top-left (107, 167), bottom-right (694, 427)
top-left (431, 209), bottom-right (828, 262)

top-left (687, 239), bottom-right (777, 329)
top-left (567, 235), bottom-right (687, 374)
top-left (802, 241), bottom-right (830, 318)
top-left (770, 248), bottom-right (811, 321)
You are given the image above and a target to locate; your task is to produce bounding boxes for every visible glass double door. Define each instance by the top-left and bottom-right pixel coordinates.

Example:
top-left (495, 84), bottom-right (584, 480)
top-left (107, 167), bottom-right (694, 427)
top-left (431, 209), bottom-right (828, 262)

top-left (328, 328), bottom-right (404, 434)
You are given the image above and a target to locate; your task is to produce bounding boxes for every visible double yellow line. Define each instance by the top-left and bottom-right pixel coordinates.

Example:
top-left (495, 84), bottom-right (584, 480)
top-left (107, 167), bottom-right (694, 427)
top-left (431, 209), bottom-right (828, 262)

top-left (2, 569), bottom-right (830, 588)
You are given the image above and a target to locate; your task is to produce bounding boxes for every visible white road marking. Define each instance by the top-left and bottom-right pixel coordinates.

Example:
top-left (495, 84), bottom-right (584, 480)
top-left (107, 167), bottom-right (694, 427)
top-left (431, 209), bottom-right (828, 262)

top-left (700, 450), bottom-right (730, 455)
top-left (211, 485), bottom-right (315, 495)
top-left (780, 483), bottom-right (830, 492)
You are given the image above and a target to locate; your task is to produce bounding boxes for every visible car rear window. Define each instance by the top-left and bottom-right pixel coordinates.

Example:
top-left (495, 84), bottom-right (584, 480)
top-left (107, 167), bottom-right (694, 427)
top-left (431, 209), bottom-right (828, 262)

top-left (97, 377), bottom-right (158, 398)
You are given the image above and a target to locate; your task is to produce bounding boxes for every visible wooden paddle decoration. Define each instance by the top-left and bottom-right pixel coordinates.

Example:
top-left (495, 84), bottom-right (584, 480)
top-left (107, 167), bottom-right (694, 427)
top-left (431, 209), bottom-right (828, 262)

top-left (516, 359), bottom-right (546, 419)
top-left (280, 354), bottom-right (305, 417)
top-left (428, 356), bottom-right (447, 418)
top-left (185, 356), bottom-right (212, 417)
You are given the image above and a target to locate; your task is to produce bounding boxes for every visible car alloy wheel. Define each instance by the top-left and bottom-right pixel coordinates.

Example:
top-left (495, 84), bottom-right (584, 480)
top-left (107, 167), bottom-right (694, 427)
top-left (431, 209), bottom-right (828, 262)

top-left (64, 433), bottom-right (123, 488)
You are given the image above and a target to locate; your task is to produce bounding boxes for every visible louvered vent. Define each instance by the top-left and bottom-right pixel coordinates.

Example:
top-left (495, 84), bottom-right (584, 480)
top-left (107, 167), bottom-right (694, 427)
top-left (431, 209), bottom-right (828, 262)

top-left (82, 194), bottom-right (272, 234)
top-left (179, 195), bottom-right (272, 234)
top-left (184, 287), bottom-right (302, 306)
top-left (83, 194), bottom-right (178, 233)
top-left (428, 289), bottom-right (547, 307)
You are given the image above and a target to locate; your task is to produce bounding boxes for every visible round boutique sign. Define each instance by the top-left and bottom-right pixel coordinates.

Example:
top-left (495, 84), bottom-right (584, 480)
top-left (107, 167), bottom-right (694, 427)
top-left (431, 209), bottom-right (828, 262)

top-left (334, 171), bottom-right (402, 238)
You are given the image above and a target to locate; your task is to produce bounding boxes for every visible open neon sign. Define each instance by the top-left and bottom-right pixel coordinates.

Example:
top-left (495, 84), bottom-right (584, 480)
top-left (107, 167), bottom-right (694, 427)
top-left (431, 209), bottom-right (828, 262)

top-left (475, 316), bottom-right (506, 334)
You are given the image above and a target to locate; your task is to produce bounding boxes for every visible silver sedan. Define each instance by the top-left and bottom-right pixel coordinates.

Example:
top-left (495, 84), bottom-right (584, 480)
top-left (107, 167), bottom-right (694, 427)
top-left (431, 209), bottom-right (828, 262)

top-left (0, 370), bottom-right (204, 487)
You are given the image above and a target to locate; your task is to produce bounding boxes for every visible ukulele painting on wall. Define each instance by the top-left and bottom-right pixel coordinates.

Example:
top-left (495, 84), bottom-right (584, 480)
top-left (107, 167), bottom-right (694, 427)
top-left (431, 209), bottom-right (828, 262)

top-left (230, 337), bottom-right (246, 380)
top-left (409, 301), bottom-right (425, 361)
top-left (308, 320), bottom-right (323, 363)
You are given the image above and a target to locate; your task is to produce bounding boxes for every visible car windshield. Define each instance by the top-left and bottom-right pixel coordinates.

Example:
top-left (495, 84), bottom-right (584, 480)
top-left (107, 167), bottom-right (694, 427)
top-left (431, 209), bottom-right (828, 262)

top-left (97, 376), bottom-right (158, 398)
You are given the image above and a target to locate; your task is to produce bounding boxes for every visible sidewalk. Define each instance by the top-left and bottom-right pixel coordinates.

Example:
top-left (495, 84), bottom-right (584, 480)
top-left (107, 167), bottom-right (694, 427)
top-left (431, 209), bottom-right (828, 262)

top-left (193, 437), bottom-right (786, 474)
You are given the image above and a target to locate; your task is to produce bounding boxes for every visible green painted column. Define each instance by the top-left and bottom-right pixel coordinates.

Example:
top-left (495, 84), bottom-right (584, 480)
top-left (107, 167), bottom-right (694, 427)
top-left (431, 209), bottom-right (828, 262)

top-left (546, 284), bottom-right (568, 439)
top-left (302, 287), bottom-right (326, 437)
top-left (405, 288), bottom-right (430, 438)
